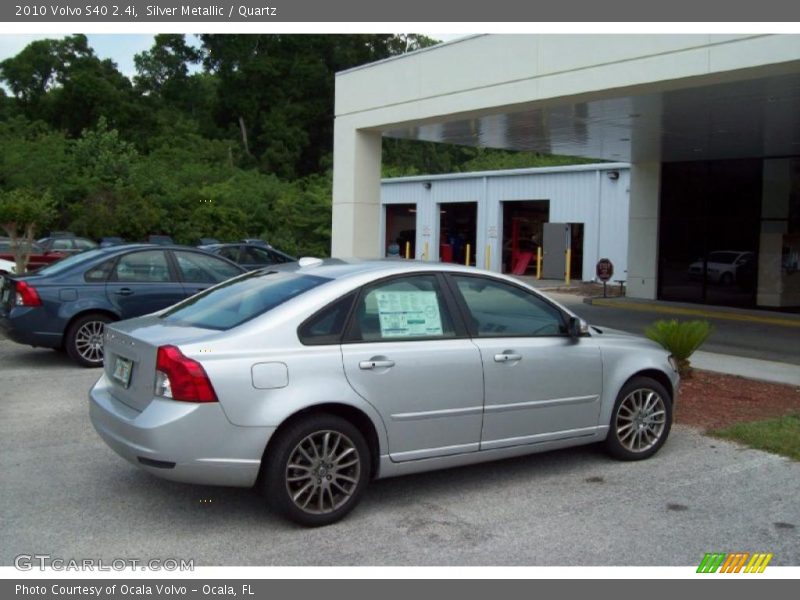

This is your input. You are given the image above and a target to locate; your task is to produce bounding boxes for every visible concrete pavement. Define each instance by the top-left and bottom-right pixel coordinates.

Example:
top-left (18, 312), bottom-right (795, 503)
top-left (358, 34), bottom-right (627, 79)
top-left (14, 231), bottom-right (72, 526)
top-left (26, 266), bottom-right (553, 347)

top-left (1, 338), bottom-right (799, 566)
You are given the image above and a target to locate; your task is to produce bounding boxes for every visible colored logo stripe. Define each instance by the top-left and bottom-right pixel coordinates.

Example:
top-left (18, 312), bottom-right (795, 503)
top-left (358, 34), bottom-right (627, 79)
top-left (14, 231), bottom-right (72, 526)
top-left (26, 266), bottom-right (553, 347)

top-left (697, 553), bottom-right (773, 573)
top-left (745, 553), bottom-right (773, 573)
top-left (697, 553), bottom-right (726, 573)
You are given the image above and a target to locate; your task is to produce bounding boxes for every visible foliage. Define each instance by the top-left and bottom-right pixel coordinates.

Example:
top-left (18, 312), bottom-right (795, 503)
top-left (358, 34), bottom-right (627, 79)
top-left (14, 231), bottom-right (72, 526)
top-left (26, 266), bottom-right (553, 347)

top-left (0, 34), bottom-right (599, 257)
top-left (645, 319), bottom-right (713, 376)
top-left (0, 188), bottom-right (56, 272)
top-left (711, 414), bottom-right (800, 461)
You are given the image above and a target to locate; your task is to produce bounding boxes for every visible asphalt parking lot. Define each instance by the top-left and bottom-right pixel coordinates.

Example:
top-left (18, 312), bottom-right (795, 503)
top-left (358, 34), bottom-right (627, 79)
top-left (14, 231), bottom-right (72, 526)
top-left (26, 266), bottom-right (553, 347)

top-left (2, 337), bottom-right (799, 566)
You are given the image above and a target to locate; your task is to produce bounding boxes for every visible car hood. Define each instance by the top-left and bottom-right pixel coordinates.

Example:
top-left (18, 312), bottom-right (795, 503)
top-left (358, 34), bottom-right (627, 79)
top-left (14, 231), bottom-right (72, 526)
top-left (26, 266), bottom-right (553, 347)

top-left (590, 325), bottom-right (664, 351)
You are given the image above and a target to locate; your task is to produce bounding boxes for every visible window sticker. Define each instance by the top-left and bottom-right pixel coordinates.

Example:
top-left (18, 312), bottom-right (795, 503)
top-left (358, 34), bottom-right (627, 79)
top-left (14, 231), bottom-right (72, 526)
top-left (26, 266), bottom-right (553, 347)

top-left (375, 291), bottom-right (443, 338)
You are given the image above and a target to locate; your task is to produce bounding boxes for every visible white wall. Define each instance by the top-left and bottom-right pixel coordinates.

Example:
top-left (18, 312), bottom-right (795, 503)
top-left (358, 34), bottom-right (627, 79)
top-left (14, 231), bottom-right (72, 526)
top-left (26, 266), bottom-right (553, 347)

top-left (381, 165), bottom-right (630, 281)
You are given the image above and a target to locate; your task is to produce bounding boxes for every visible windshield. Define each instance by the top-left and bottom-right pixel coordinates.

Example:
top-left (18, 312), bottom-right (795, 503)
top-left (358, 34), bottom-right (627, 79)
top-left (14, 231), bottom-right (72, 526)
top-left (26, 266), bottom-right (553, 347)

top-left (35, 248), bottom-right (108, 276)
top-left (707, 252), bottom-right (741, 264)
top-left (159, 270), bottom-right (329, 330)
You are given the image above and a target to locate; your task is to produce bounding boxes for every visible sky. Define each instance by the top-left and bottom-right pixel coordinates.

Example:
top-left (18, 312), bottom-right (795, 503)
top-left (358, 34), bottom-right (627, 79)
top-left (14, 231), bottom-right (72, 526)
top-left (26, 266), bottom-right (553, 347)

top-left (0, 33), bottom-right (466, 81)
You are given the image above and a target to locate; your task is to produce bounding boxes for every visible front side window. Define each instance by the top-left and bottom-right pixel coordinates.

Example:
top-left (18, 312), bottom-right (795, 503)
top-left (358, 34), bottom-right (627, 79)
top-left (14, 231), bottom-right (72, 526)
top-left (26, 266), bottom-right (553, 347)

top-left (452, 275), bottom-right (566, 337)
top-left (347, 275), bottom-right (455, 342)
top-left (174, 250), bottom-right (242, 283)
top-left (113, 250), bottom-right (172, 283)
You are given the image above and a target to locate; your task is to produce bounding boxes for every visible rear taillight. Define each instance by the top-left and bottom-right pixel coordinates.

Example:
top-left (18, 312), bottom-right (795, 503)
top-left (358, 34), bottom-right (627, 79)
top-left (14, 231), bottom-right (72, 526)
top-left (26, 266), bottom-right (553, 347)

top-left (15, 281), bottom-right (42, 307)
top-left (154, 345), bottom-right (218, 403)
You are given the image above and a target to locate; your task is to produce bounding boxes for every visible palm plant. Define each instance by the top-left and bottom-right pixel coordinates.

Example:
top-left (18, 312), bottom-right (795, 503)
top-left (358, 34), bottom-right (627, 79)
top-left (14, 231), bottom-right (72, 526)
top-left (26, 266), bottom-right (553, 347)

top-left (645, 319), bottom-right (713, 377)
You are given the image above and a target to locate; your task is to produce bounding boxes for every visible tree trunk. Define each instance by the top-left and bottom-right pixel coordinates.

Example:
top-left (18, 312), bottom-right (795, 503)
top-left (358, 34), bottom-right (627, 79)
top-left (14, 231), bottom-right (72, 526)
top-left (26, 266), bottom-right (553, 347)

top-left (238, 116), bottom-right (253, 157)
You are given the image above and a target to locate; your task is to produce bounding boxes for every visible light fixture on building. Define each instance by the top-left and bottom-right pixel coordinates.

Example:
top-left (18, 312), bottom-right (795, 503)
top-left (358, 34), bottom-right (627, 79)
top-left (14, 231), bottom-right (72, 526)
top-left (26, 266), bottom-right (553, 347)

top-left (423, 182), bottom-right (432, 190)
top-left (607, 170), bottom-right (620, 181)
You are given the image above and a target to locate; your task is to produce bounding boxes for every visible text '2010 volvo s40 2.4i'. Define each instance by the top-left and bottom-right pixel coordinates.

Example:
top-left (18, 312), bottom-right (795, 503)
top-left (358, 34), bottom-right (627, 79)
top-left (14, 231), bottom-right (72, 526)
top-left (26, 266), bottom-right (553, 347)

top-left (90, 258), bottom-right (679, 526)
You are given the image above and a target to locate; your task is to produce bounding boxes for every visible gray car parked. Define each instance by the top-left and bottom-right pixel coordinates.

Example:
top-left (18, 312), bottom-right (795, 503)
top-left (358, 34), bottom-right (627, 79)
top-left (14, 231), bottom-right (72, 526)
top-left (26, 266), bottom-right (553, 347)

top-left (90, 259), bottom-right (679, 526)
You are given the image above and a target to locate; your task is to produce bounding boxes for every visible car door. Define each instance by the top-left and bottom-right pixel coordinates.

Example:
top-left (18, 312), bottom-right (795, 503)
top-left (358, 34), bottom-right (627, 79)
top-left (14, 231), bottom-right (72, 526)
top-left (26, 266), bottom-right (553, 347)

top-left (172, 249), bottom-right (244, 297)
top-left (105, 249), bottom-right (185, 318)
top-left (448, 274), bottom-right (603, 451)
top-left (340, 273), bottom-right (484, 462)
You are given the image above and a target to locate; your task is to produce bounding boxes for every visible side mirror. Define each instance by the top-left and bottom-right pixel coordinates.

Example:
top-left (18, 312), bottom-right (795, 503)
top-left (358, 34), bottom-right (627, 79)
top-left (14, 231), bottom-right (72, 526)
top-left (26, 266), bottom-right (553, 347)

top-left (568, 316), bottom-right (589, 338)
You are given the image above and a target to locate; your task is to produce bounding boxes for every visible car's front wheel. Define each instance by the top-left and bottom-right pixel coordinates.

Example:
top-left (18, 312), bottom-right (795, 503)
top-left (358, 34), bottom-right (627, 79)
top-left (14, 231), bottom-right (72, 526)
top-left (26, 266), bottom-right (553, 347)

top-left (605, 376), bottom-right (672, 460)
top-left (263, 413), bottom-right (371, 526)
top-left (65, 313), bottom-right (113, 368)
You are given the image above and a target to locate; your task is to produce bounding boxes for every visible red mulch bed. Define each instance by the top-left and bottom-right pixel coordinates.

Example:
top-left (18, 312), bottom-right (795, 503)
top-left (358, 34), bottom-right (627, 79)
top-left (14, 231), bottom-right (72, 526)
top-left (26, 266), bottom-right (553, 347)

top-left (676, 369), bottom-right (800, 431)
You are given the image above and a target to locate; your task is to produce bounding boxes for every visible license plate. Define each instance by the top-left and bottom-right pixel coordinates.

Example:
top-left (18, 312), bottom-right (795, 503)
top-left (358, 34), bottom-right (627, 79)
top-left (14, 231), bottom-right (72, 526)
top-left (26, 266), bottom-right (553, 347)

top-left (112, 356), bottom-right (133, 388)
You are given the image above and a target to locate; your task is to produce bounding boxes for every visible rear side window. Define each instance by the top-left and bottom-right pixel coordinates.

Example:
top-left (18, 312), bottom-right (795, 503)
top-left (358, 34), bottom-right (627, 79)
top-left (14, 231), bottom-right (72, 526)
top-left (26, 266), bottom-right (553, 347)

top-left (52, 239), bottom-right (73, 250)
top-left (75, 239), bottom-right (97, 250)
top-left (84, 259), bottom-right (115, 282)
top-left (160, 271), bottom-right (329, 330)
top-left (217, 246), bottom-right (241, 262)
top-left (174, 250), bottom-right (242, 283)
top-left (241, 246), bottom-right (275, 265)
top-left (298, 292), bottom-right (356, 345)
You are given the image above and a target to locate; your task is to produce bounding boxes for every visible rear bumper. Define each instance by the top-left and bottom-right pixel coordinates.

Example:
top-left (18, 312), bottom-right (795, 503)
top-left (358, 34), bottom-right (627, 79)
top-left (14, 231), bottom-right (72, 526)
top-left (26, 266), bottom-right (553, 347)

top-left (0, 307), bottom-right (62, 348)
top-left (89, 374), bottom-right (275, 487)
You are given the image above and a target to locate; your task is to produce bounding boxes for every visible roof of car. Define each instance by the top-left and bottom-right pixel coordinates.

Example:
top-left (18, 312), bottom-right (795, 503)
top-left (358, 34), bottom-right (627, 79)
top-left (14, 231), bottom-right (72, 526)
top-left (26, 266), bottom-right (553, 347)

top-left (276, 257), bottom-right (496, 281)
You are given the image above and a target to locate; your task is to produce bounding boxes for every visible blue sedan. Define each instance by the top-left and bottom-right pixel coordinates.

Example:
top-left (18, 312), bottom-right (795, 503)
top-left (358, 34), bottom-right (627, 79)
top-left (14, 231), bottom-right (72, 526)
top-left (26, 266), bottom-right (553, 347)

top-left (0, 245), bottom-right (246, 367)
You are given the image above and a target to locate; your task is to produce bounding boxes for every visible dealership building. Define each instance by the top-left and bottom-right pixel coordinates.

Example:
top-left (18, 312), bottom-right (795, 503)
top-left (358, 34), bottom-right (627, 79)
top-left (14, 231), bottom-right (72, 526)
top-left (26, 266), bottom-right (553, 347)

top-left (380, 164), bottom-right (631, 282)
top-left (332, 34), bottom-right (800, 310)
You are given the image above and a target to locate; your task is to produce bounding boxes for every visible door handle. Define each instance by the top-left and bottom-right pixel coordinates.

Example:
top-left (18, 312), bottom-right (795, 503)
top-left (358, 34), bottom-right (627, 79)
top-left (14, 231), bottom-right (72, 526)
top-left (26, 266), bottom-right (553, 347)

top-left (494, 353), bottom-right (522, 363)
top-left (114, 288), bottom-right (134, 296)
top-left (359, 359), bottom-right (395, 370)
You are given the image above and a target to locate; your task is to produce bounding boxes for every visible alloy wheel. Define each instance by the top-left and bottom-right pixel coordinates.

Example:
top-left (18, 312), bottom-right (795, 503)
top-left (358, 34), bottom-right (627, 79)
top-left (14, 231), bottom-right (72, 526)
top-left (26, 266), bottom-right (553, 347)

top-left (74, 320), bottom-right (106, 364)
top-left (284, 430), bottom-right (361, 515)
top-left (614, 388), bottom-right (667, 453)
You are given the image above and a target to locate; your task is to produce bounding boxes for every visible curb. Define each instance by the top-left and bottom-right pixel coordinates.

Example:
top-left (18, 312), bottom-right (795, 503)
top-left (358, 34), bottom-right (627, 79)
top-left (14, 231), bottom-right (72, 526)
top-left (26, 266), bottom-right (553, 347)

top-left (584, 297), bottom-right (800, 328)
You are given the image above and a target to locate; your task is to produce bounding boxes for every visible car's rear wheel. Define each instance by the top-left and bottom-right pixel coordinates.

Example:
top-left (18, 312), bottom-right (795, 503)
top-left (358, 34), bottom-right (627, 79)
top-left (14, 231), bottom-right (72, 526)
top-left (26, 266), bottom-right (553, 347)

top-left (605, 376), bottom-right (672, 461)
top-left (65, 313), bottom-right (113, 367)
top-left (720, 272), bottom-right (733, 286)
top-left (263, 413), bottom-right (370, 527)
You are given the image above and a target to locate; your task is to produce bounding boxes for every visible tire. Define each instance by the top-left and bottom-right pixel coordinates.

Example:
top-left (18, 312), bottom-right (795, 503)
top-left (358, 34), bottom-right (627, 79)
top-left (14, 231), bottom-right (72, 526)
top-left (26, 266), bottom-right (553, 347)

top-left (65, 313), bottom-right (113, 368)
top-left (262, 413), bottom-right (371, 527)
top-left (605, 376), bottom-right (673, 461)
top-left (719, 272), bottom-right (733, 286)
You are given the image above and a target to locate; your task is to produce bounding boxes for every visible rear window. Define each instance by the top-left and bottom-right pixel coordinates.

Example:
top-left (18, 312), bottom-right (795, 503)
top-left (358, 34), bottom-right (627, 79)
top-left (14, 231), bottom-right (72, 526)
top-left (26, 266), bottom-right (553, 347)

top-left (159, 270), bottom-right (329, 330)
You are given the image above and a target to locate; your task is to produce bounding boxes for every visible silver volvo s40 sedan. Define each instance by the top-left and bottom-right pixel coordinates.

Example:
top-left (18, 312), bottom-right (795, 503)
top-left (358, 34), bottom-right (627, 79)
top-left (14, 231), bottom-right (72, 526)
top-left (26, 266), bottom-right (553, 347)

top-left (90, 259), bottom-right (679, 526)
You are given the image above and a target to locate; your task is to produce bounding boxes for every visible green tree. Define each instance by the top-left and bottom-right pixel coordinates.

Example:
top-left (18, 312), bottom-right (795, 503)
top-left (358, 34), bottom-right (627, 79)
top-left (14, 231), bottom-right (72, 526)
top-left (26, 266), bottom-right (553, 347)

top-left (65, 117), bottom-right (140, 238)
top-left (0, 188), bottom-right (56, 272)
top-left (0, 35), bottom-right (144, 138)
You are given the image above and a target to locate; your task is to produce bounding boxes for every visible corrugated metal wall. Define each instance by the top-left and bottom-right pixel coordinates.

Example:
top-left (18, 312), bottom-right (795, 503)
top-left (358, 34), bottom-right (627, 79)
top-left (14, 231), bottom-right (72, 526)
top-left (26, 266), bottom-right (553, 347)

top-left (381, 164), bottom-right (630, 281)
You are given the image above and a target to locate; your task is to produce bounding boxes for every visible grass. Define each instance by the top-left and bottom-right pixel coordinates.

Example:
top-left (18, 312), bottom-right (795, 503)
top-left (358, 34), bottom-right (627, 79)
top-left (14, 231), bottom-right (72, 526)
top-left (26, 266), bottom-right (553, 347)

top-left (711, 414), bottom-right (800, 461)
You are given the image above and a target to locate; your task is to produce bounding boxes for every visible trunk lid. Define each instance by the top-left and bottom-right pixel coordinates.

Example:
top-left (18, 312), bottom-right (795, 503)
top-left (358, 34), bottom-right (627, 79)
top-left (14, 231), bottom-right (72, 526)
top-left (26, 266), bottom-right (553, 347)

top-left (103, 315), bottom-right (219, 412)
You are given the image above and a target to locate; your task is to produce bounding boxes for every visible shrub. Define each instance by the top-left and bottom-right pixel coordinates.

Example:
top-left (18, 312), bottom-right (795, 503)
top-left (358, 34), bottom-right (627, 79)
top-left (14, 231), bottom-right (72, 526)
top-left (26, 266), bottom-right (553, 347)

top-left (645, 319), bottom-right (713, 377)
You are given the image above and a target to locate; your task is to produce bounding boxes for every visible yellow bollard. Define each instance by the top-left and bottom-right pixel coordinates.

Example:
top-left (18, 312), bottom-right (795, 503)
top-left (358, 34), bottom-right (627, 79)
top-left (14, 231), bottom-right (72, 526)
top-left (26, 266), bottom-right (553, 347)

top-left (536, 247), bottom-right (542, 279)
top-left (485, 245), bottom-right (491, 269)
top-left (423, 241), bottom-right (429, 261)
top-left (405, 241), bottom-right (411, 259)
top-left (565, 248), bottom-right (572, 285)
top-left (465, 243), bottom-right (471, 266)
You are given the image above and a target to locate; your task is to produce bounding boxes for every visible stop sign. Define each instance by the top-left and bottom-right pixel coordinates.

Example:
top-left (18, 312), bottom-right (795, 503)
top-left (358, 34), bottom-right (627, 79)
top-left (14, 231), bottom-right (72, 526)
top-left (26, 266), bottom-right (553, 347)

top-left (596, 258), bottom-right (614, 282)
